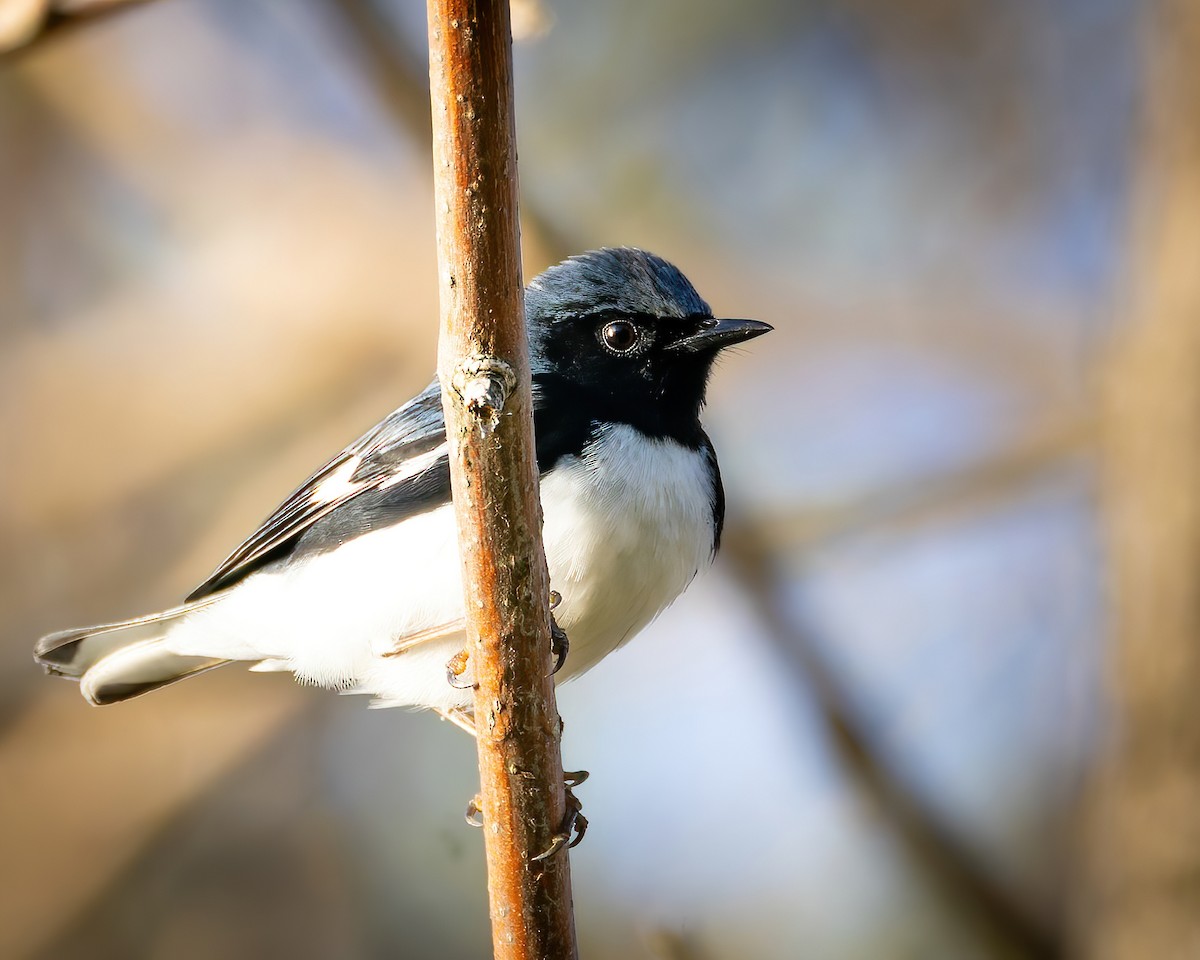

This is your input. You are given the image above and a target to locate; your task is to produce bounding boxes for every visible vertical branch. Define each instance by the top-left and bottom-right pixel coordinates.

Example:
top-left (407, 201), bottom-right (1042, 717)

top-left (1077, 1), bottom-right (1200, 956)
top-left (426, 2), bottom-right (578, 959)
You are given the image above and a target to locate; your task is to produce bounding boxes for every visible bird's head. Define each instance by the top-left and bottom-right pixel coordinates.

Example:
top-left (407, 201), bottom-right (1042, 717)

top-left (526, 248), bottom-right (771, 444)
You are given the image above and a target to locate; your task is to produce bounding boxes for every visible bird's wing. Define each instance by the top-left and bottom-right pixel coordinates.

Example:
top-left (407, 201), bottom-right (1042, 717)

top-left (187, 380), bottom-right (450, 600)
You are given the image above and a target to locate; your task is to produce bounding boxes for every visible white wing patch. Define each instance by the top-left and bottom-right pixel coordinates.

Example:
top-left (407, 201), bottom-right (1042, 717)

top-left (378, 443), bottom-right (448, 490)
top-left (311, 457), bottom-right (366, 503)
top-left (309, 442), bottom-right (447, 504)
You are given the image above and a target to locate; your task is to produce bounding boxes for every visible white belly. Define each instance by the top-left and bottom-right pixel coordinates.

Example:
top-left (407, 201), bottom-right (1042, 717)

top-left (539, 423), bottom-right (718, 678)
top-left (166, 423), bottom-right (717, 710)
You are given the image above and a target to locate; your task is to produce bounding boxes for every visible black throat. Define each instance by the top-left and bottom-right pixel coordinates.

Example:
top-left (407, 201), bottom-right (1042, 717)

top-left (531, 371), bottom-right (709, 473)
top-left (531, 372), bottom-right (726, 552)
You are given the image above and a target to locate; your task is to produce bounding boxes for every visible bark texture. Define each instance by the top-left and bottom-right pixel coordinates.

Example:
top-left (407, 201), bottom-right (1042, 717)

top-left (426, 1), bottom-right (578, 957)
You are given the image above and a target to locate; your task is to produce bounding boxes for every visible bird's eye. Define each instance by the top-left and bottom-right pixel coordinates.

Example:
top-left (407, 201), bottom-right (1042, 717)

top-left (601, 320), bottom-right (640, 354)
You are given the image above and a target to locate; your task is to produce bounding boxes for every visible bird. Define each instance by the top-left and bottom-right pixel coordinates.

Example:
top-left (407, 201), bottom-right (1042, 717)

top-left (34, 248), bottom-right (771, 722)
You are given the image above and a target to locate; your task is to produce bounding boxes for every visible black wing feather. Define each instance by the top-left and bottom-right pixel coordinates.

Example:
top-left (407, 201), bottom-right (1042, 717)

top-left (187, 380), bottom-right (449, 600)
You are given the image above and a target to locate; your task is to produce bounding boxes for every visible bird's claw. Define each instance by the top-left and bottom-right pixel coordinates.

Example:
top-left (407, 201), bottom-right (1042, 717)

top-left (548, 590), bottom-right (568, 676)
top-left (549, 615), bottom-right (569, 676)
top-left (530, 771), bottom-right (589, 862)
top-left (446, 649), bottom-right (476, 690)
top-left (465, 794), bottom-right (484, 828)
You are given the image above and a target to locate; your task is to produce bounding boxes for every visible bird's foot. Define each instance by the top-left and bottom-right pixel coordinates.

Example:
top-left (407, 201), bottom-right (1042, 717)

top-left (464, 771), bottom-right (589, 859)
top-left (531, 770), bottom-right (590, 862)
top-left (446, 649), bottom-right (476, 690)
top-left (547, 590), bottom-right (570, 676)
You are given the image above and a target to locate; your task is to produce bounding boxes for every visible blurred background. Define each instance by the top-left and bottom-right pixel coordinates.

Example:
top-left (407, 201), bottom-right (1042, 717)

top-left (2, 1), bottom-right (1195, 958)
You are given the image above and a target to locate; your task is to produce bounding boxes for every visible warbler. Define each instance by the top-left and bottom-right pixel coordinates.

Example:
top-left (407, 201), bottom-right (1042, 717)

top-left (35, 248), bottom-right (771, 718)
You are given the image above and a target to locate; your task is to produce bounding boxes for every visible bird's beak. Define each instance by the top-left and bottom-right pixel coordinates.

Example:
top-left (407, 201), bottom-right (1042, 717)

top-left (668, 318), bottom-right (774, 353)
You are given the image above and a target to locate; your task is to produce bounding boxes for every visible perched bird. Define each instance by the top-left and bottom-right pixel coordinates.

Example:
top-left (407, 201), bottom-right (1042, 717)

top-left (35, 248), bottom-right (770, 719)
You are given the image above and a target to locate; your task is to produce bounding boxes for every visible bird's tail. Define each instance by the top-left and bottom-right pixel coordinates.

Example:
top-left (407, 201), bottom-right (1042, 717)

top-left (34, 598), bottom-right (228, 705)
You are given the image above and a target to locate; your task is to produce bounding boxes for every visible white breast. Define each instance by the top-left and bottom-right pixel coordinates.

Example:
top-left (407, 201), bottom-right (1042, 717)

top-left (541, 423), bottom-right (719, 680)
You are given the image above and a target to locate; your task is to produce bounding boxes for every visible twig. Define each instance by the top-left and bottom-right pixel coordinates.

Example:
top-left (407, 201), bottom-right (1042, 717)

top-left (643, 928), bottom-right (708, 960)
top-left (1075, 1), bottom-right (1200, 955)
top-left (425, 2), bottom-right (577, 958)
top-left (0, 1), bottom-right (150, 56)
top-left (329, 0), bottom-right (579, 259)
top-left (745, 418), bottom-right (1092, 551)
top-left (721, 524), bottom-right (1064, 959)
top-left (328, 0), bottom-right (432, 143)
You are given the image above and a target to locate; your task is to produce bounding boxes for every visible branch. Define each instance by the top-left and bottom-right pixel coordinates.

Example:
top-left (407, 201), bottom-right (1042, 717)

top-left (330, 0), bottom-right (579, 260)
top-left (1075, 1), bottom-right (1200, 954)
top-left (425, 2), bottom-right (577, 958)
top-left (0, 0), bottom-right (149, 56)
top-left (743, 418), bottom-right (1092, 552)
top-left (721, 524), bottom-right (1064, 960)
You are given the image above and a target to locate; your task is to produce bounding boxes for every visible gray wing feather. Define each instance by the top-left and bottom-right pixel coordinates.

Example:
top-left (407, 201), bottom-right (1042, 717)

top-left (188, 380), bottom-right (448, 600)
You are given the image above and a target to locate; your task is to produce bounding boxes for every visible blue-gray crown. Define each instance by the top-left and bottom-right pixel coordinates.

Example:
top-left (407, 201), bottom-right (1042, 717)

top-left (525, 248), bottom-right (712, 323)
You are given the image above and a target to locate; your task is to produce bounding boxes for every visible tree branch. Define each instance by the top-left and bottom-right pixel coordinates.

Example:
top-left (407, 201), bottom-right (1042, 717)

top-left (425, 1), bottom-right (577, 957)
top-left (330, 0), bottom-right (580, 261)
top-left (722, 524), bottom-right (1064, 959)
top-left (0, 1), bottom-right (149, 56)
top-left (743, 419), bottom-right (1092, 552)
top-left (1075, 1), bottom-right (1200, 955)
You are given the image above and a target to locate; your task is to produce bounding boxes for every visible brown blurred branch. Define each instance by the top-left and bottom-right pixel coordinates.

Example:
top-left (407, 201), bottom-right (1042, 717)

top-left (0, 676), bottom-right (303, 960)
top-left (426, 1), bottom-right (577, 957)
top-left (0, 382), bottom-right (397, 955)
top-left (329, 0), bottom-right (432, 143)
top-left (643, 929), bottom-right (709, 960)
top-left (747, 418), bottom-right (1092, 552)
top-left (329, 0), bottom-right (578, 260)
top-left (0, 0), bottom-right (148, 56)
top-left (722, 524), bottom-right (1065, 960)
top-left (1075, 2), bottom-right (1200, 957)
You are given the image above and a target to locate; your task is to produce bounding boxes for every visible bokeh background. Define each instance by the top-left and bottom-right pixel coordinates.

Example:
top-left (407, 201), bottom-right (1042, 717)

top-left (2, 1), bottom-right (1195, 958)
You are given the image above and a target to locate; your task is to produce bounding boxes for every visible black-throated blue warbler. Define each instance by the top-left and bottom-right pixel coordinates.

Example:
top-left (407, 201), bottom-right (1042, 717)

top-left (35, 248), bottom-right (771, 716)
